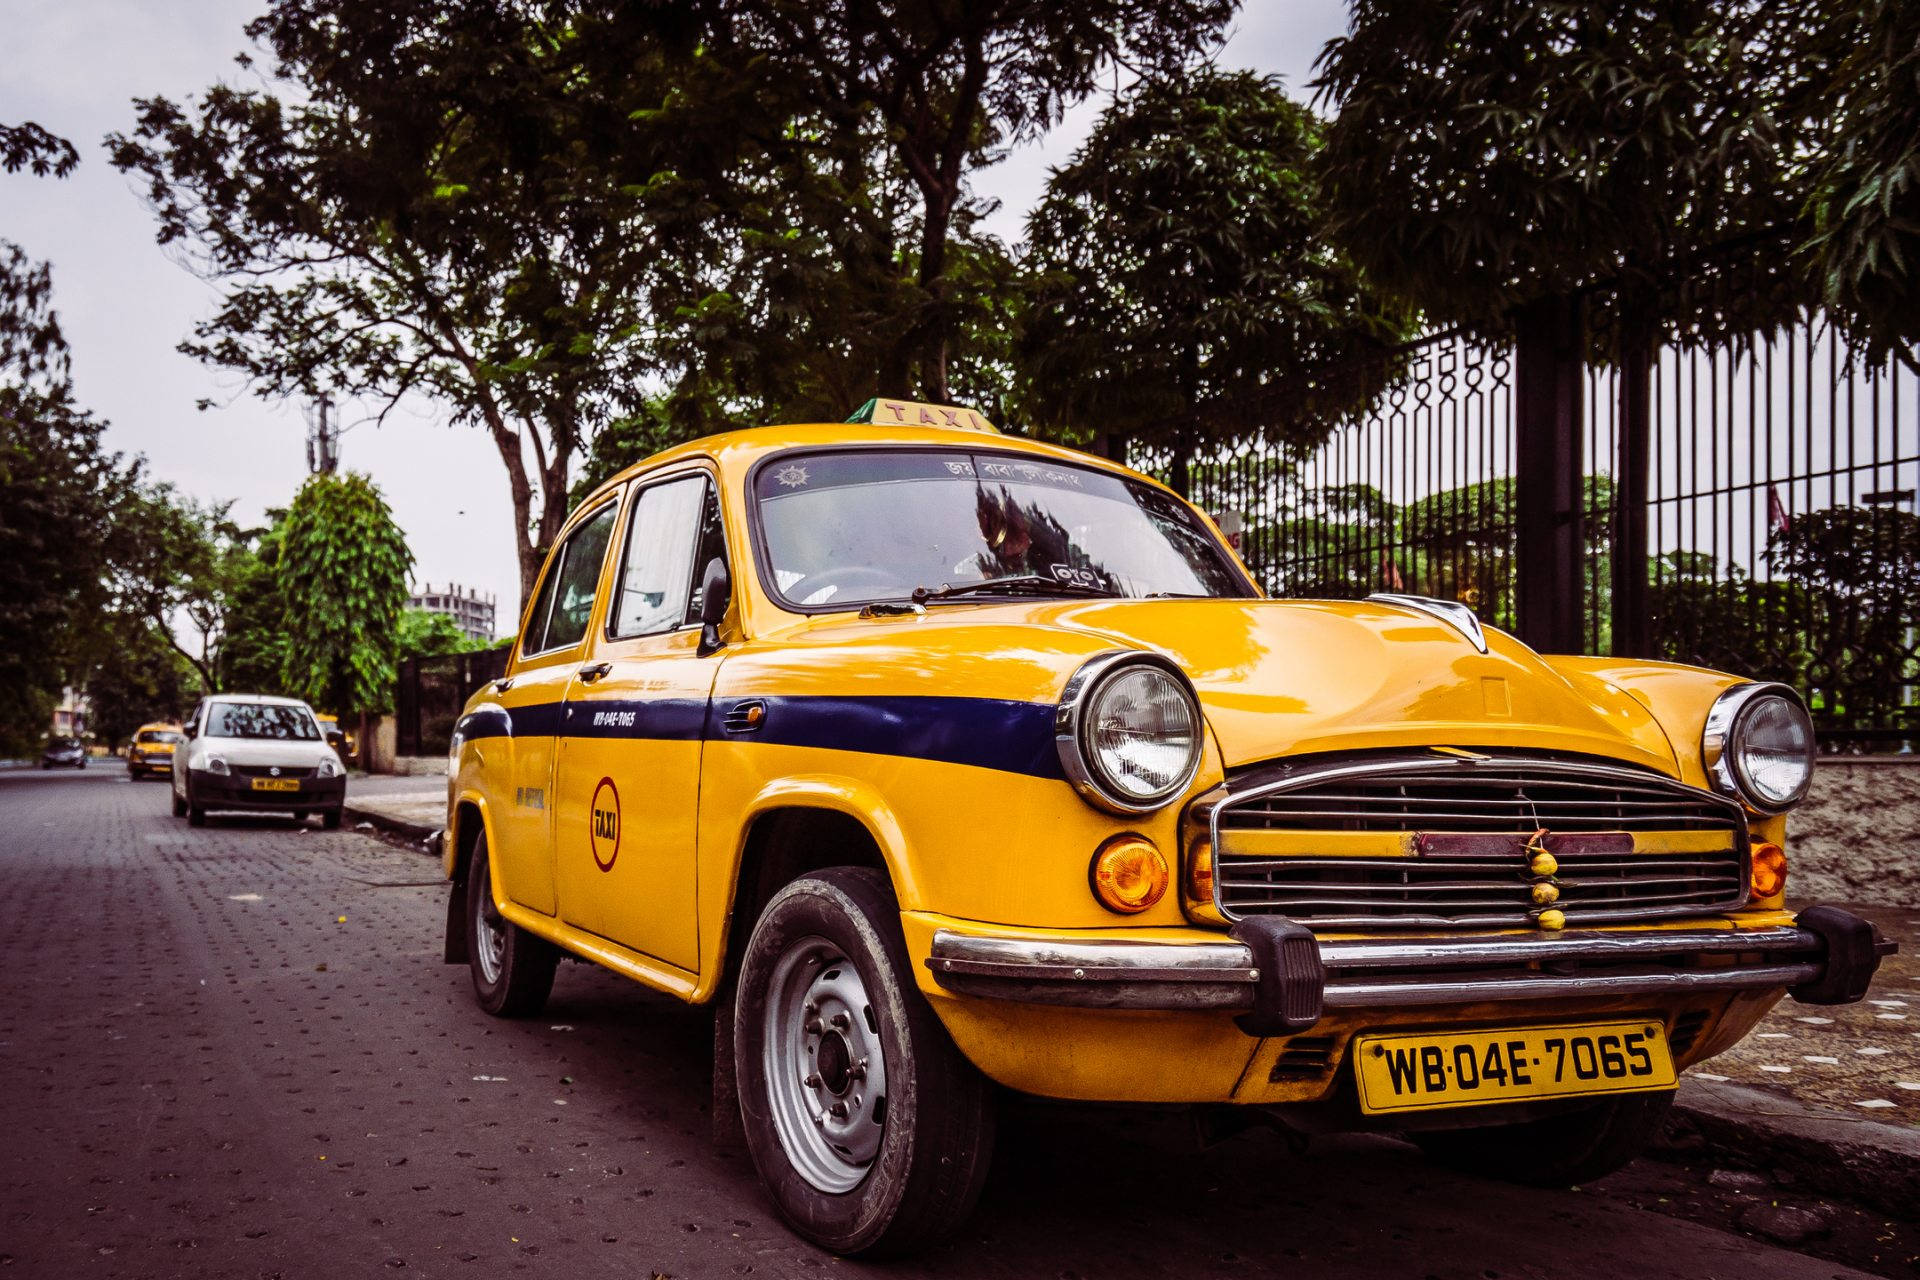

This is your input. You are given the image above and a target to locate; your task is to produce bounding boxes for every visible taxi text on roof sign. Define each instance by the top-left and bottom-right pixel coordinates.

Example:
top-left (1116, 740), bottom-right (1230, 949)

top-left (845, 397), bottom-right (997, 433)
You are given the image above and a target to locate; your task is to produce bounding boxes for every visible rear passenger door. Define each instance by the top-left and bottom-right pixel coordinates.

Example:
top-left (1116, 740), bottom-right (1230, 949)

top-left (490, 497), bottom-right (621, 916)
top-left (551, 469), bottom-right (724, 971)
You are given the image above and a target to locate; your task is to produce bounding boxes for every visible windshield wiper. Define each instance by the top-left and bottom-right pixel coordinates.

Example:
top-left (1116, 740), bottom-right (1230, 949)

top-left (910, 574), bottom-right (1120, 604)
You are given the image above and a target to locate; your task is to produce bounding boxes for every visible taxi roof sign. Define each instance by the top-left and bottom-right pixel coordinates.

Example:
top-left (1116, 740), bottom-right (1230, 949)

top-left (846, 397), bottom-right (997, 433)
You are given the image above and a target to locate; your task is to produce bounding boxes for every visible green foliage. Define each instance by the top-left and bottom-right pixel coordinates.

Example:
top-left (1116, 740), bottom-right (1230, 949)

top-left (83, 627), bottom-right (196, 748)
top-left (276, 472), bottom-right (414, 718)
top-left (217, 511), bottom-right (294, 694)
top-left (397, 608), bottom-right (485, 661)
top-left (1018, 71), bottom-right (1411, 473)
top-left (1764, 505), bottom-right (1920, 731)
top-left (1315, 2), bottom-right (1832, 345)
top-left (1807, 0), bottom-right (1920, 367)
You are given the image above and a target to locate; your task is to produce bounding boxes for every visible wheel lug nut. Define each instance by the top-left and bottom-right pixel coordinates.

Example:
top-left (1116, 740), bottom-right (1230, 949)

top-left (803, 1018), bottom-right (823, 1035)
top-left (804, 1000), bottom-right (818, 1014)
top-left (829, 1012), bottom-right (850, 1030)
top-left (829, 1102), bottom-right (848, 1119)
top-left (804, 1073), bottom-right (821, 1088)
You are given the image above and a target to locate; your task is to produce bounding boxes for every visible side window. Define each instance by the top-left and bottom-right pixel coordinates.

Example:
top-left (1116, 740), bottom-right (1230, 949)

top-left (528, 502), bottom-right (618, 655)
top-left (610, 474), bottom-right (710, 639)
top-left (684, 482), bottom-right (727, 626)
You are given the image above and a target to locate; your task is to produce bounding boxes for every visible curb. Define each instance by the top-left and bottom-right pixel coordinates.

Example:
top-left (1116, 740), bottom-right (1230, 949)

top-left (342, 798), bottom-right (442, 849)
top-left (1660, 1077), bottom-right (1920, 1218)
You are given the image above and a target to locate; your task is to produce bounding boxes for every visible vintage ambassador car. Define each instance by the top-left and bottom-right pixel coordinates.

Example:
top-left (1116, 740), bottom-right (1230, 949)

top-left (441, 402), bottom-right (1893, 1257)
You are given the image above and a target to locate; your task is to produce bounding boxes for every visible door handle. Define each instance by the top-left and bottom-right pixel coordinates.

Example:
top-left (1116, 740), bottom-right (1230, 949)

top-left (577, 661), bottom-right (613, 683)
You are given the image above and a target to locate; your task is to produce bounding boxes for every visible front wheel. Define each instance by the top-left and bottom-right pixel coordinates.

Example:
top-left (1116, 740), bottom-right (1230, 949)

top-left (465, 834), bottom-right (557, 1016)
top-left (1413, 1090), bottom-right (1674, 1187)
top-left (734, 867), bottom-right (994, 1258)
top-left (321, 807), bottom-right (342, 831)
top-left (171, 790), bottom-right (186, 818)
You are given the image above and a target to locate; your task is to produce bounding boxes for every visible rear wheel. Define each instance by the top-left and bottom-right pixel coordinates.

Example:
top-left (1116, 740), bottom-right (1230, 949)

top-left (171, 790), bottom-right (186, 818)
top-left (734, 867), bottom-right (994, 1258)
top-left (465, 834), bottom-right (557, 1017)
top-left (1413, 1090), bottom-right (1674, 1187)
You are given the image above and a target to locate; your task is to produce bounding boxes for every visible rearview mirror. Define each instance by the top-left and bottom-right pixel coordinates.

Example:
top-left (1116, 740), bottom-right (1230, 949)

top-left (698, 558), bottom-right (730, 657)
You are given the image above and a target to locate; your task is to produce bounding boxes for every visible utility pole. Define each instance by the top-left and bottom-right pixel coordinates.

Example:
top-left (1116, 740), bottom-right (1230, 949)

top-left (304, 393), bottom-right (339, 475)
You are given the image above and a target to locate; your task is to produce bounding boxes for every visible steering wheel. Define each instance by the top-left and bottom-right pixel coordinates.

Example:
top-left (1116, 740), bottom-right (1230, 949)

top-left (787, 565), bottom-right (902, 604)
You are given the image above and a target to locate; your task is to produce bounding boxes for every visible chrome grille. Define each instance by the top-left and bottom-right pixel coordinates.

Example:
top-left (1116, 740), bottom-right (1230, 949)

top-left (1207, 755), bottom-right (1748, 929)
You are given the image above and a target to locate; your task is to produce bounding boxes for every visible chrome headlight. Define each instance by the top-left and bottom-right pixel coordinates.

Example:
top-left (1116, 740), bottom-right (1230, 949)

top-left (1055, 652), bottom-right (1204, 813)
top-left (206, 756), bottom-right (231, 776)
top-left (1702, 683), bottom-right (1815, 813)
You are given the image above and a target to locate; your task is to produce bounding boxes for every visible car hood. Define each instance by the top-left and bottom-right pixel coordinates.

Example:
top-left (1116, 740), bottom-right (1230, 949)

top-left (764, 598), bottom-right (1679, 775)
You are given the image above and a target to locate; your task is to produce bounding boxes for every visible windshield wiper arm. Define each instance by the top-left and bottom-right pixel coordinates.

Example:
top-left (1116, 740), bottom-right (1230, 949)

top-left (910, 574), bottom-right (1120, 604)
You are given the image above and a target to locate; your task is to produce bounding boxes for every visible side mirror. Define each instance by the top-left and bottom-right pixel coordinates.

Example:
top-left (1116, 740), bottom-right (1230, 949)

top-left (698, 557), bottom-right (731, 657)
top-left (182, 723), bottom-right (197, 740)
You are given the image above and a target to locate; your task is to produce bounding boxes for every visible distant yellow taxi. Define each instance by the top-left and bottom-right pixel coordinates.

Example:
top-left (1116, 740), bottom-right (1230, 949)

top-left (441, 403), bottom-right (1894, 1256)
top-left (127, 722), bottom-right (183, 779)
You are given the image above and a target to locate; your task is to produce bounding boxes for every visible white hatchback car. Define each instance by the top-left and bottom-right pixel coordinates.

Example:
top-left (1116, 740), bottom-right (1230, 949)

top-left (171, 694), bottom-right (348, 828)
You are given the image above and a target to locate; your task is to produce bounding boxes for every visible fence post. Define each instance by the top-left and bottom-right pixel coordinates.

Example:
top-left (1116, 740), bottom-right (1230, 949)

top-left (1611, 316), bottom-right (1654, 657)
top-left (1513, 294), bottom-right (1586, 653)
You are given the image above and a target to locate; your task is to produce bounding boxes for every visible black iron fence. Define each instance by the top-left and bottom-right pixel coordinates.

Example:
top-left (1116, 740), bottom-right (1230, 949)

top-left (1134, 314), bottom-right (1919, 751)
top-left (394, 646), bottom-right (511, 758)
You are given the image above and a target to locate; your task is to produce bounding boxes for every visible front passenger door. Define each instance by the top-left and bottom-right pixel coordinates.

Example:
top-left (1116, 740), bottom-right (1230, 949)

top-left (552, 471), bottom-right (724, 971)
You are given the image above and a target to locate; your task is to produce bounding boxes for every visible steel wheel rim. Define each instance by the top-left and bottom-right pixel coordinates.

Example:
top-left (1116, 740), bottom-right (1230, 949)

top-left (762, 934), bottom-right (890, 1194)
top-left (473, 856), bottom-right (506, 986)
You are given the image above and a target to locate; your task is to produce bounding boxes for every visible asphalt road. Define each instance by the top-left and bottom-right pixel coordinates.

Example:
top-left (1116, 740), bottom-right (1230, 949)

top-left (0, 767), bottom-right (1893, 1279)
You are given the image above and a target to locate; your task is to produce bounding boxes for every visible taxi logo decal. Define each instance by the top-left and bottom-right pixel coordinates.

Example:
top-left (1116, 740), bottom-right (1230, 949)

top-left (774, 464), bottom-right (810, 488)
top-left (590, 776), bottom-right (621, 872)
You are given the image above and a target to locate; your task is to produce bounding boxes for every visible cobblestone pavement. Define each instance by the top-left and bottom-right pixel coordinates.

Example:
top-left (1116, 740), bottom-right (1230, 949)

top-left (0, 769), bottom-right (1901, 1279)
top-left (1706, 907), bottom-right (1919, 1122)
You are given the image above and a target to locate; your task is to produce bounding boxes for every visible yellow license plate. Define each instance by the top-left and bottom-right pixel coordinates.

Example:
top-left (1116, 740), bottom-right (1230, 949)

top-left (1353, 1020), bottom-right (1676, 1114)
top-left (250, 777), bottom-right (300, 792)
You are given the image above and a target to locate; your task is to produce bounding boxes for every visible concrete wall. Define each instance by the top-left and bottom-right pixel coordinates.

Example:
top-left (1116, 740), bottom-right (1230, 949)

top-left (1790, 757), bottom-right (1920, 908)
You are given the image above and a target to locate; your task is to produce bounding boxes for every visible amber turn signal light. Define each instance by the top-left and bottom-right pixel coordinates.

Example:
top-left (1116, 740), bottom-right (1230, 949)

top-left (1091, 834), bottom-right (1169, 915)
top-left (1187, 838), bottom-right (1215, 902)
top-left (1750, 841), bottom-right (1787, 900)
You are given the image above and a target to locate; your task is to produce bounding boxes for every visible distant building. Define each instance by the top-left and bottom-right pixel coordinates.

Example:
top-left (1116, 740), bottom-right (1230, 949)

top-left (410, 582), bottom-right (497, 644)
top-left (52, 688), bottom-right (88, 739)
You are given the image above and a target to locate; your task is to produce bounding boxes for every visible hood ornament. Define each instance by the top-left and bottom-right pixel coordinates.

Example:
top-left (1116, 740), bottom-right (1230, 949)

top-left (1368, 593), bottom-right (1489, 653)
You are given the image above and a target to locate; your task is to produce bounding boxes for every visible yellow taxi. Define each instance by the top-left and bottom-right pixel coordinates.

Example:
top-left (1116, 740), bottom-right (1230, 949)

top-left (440, 403), bottom-right (1894, 1256)
top-left (127, 722), bottom-right (184, 779)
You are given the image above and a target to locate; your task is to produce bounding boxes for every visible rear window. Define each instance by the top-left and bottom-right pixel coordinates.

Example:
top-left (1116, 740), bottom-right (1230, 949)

top-left (136, 730), bottom-right (181, 744)
top-left (205, 703), bottom-right (320, 741)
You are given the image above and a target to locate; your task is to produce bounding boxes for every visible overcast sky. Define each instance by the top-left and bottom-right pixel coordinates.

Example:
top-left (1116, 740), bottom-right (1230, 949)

top-left (1, 1), bottom-right (1349, 628)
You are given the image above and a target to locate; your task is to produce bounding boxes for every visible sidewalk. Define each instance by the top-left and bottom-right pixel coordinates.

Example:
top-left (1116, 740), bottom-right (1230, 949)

top-left (342, 773), bottom-right (445, 842)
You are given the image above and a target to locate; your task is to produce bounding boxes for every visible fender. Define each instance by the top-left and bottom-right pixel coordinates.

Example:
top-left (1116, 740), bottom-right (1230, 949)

top-left (692, 772), bottom-right (916, 1003)
top-left (1547, 656), bottom-right (1746, 791)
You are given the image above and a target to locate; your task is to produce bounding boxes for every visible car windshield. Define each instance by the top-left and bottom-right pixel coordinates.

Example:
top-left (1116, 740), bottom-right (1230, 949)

top-left (752, 449), bottom-right (1250, 608)
top-left (205, 702), bottom-right (320, 741)
top-left (136, 730), bottom-right (181, 744)
top-left (48, 737), bottom-right (78, 749)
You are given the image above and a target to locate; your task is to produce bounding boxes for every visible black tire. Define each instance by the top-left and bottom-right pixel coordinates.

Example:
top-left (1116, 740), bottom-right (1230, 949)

top-left (321, 807), bottom-right (343, 831)
top-left (292, 810), bottom-right (309, 823)
top-left (465, 834), bottom-right (558, 1017)
top-left (186, 781), bottom-right (206, 827)
top-left (171, 790), bottom-right (186, 818)
top-left (1413, 1090), bottom-right (1675, 1187)
top-left (128, 767), bottom-right (142, 780)
top-left (733, 867), bottom-right (995, 1258)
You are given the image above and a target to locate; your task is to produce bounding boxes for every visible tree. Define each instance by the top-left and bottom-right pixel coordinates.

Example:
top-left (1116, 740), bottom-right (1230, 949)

top-left (83, 628), bottom-right (196, 748)
top-left (1017, 71), bottom-right (1412, 491)
top-left (101, 486), bottom-right (253, 692)
top-left (276, 472), bottom-right (413, 719)
top-left (1806, 0), bottom-right (1920, 367)
top-left (109, 2), bottom-right (711, 607)
top-left (217, 511), bottom-right (295, 694)
top-left (397, 607), bottom-right (484, 661)
top-left (711, 0), bottom-right (1235, 401)
top-left (0, 121), bottom-right (145, 752)
top-left (1313, 1), bottom-right (1833, 346)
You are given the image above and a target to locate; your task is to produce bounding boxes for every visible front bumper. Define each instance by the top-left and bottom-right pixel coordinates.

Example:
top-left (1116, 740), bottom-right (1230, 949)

top-left (926, 907), bottom-right (1896, 1032)
top-left (189, 770), bottom-right (346, 811)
